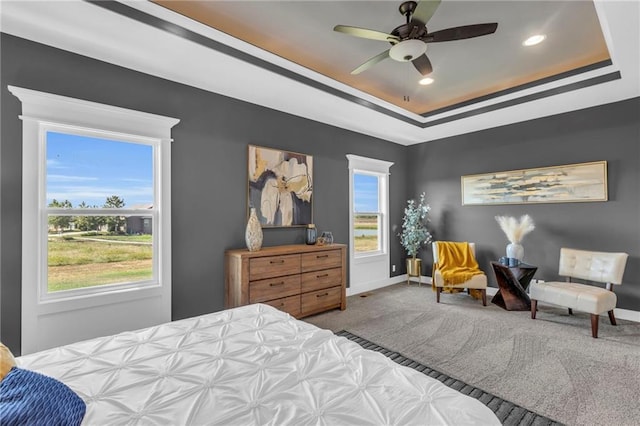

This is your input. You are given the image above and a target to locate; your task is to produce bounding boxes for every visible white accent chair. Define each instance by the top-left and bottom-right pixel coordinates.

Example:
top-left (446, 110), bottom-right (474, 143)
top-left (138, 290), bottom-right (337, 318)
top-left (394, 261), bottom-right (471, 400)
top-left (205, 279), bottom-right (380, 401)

top-left (530, 248), bottom-right (628, 338)
top-left (432, 242), bottom-right (487, 306)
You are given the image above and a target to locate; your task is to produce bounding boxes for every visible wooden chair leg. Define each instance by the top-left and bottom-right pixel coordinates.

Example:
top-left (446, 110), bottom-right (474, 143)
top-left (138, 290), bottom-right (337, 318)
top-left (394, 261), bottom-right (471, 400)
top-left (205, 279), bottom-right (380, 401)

top-left (481, 289), bottom-right (486, 306)
top-left (436, 287), bottom-right (441, 303)
top-left (531, 299), bottom-right (537, 319)
top-left (590, 314), bottom-right (599, 338)
top-left (568, 308), bottom-right (573, 315)
top-left (608, 310), bottom-right (617, 326)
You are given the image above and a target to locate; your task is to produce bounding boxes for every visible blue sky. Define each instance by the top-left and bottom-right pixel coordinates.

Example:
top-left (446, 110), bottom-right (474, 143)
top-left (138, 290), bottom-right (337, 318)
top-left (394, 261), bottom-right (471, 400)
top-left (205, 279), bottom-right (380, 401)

top-left (354, 173), bottom-right (379, 212)
top-left (46, 132), bottom-right (153, 207)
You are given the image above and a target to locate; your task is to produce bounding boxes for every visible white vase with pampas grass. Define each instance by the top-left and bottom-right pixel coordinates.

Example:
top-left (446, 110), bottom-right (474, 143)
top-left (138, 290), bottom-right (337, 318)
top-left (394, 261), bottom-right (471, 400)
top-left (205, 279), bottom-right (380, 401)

top-left (495, 215), bottom-right (535, 261)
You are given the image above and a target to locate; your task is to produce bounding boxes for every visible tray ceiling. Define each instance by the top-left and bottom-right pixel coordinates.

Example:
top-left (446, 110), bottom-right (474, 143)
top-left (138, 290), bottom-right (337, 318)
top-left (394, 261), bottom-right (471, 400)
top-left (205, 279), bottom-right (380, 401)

top-left (155, 1), bottom-right (610, 116)
top-left (1, 1), bottom-right (638, 145)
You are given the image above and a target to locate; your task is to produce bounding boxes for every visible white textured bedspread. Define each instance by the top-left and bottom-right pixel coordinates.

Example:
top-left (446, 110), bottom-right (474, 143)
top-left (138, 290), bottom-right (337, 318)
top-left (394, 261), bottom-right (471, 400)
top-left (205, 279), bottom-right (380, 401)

top-left (18, 304), bottom-right (499, 425)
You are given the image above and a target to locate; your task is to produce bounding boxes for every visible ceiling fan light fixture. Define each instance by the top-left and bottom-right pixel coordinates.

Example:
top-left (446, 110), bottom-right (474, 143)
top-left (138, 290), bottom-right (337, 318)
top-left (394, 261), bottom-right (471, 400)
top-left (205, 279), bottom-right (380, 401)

top-left (523, 34), bottom-right (546, 46)
top-left (419, 77), bottom-right (434, 85)
top-left (389, 39), bottom-right (427, 62)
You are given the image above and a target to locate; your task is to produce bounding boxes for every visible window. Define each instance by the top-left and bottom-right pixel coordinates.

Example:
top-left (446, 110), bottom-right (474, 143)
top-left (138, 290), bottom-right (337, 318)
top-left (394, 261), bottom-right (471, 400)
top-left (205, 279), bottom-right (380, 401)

top-left (346, 155), bottom-right (393, 262)
top-left (10, 85), bottom-right (179, 306)
top-left (353, 172), bottom-right (382, 254)
top-left (45, 131), bottom-right (155, 295)
top-left (11, 86), bottom-right (179, 353)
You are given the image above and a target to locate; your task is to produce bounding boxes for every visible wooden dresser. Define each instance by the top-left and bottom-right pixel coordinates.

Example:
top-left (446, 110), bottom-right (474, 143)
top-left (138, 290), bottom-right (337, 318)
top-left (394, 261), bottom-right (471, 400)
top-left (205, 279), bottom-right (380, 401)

top-left (225, 244), bottom-right (347, 318)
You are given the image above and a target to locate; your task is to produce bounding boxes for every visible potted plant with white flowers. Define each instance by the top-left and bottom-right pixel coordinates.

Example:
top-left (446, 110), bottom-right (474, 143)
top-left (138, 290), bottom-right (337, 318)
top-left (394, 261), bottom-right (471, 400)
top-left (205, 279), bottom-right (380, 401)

top-left (495, 214), bottom-right (535, 262)
top-left (398, 192), bottom-right (433, 280)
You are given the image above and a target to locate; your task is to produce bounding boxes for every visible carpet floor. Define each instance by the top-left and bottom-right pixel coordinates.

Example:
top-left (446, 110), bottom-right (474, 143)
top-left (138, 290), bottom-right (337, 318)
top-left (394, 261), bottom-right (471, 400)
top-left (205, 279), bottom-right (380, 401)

top-left (336, 330), bottom-right (561, 426)
top-left (305, 283), bottom-right (640, 426)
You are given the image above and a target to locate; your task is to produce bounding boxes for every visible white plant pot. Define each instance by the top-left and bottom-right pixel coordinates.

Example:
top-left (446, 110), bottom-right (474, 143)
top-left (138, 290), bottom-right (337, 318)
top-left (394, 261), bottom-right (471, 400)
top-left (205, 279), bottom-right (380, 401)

top-left (506, 243), bottom-right (524, 261)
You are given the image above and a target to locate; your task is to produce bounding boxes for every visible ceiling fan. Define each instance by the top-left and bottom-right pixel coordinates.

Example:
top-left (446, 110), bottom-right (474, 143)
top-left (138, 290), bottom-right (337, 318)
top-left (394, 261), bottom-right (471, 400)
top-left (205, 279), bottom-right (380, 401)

top-left (334, 0), bottom-right (498, 76)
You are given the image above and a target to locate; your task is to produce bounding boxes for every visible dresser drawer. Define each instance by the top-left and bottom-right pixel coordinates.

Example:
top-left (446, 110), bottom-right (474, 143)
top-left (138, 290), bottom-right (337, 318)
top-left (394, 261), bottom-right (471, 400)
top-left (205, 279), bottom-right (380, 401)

top-left (263, 295), bottom-right (301, 317)
top-left (249, 275), bottom-right (301, 303)
top-left (250, 254), bottom-right (300, 281)
top-left (301, 250), bottom-right (342, 272)
top-left (301, 267), bottom-right (342, 293)
top-left (301, 286), bottom-right (342, 316)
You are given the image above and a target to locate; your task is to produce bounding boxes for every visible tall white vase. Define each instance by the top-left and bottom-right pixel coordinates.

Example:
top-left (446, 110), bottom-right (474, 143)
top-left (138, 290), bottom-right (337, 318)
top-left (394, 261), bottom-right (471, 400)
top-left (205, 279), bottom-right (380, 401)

top-left (506, 243), bottom-right (524, 261)
top-left (245, 208), bottom-right (263, 252)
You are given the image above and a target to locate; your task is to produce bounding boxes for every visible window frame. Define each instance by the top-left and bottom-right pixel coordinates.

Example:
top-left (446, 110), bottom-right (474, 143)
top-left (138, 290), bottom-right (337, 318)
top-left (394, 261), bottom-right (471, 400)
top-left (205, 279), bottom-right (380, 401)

top-left (41, 123), bottom-right (161, 301)
top-left (10, 85), bottom-right (179, 309)
top-left (346, 155), bottom-right (393, 265)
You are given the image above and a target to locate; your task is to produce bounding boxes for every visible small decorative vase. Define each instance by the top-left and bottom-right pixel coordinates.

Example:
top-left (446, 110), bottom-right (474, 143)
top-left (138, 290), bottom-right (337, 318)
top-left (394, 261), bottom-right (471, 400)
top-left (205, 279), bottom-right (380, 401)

top-left (305, 224), bottom-right (317, 245)
top-left (321, 231), bottom-right (334, 245)
top-left (245, 208), bottom-right (263, 252)
top-left (506, 242), bottom-right (524, 262)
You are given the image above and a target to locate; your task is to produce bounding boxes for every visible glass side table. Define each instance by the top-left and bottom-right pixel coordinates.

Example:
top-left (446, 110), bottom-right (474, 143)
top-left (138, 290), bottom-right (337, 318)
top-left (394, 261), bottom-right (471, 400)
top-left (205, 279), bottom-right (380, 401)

top-left (490, 262), bottom-right (537, 311)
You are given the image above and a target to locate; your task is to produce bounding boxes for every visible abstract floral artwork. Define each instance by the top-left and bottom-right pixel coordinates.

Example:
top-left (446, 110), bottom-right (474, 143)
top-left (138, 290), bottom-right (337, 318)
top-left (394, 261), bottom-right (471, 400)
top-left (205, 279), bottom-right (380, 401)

top-left (461, 161), bottom-right (607, 205)
top-left (248, 145), bottom-right (313, 227)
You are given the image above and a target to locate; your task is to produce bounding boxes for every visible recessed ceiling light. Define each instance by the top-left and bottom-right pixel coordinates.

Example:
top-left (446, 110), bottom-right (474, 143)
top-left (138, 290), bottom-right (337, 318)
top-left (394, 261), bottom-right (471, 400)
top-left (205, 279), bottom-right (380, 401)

top-left (523, 34), bottom-right (546, 46)
top-left (419, 77), bottom-right (434, 86)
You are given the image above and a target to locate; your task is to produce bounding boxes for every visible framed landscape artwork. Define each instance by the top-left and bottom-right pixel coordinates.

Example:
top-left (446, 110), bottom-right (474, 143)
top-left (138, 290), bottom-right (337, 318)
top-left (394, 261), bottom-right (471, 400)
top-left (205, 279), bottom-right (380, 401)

top-left (248, 145), bottom-right (313, 227)
top-left (461, 161), bottom-right (608, 205)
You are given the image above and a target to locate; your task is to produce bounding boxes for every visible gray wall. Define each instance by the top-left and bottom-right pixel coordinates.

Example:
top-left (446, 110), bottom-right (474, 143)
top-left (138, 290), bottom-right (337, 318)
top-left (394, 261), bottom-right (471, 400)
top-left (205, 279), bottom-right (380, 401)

top-left (0, 34), bottom-right (409, 354)
top-left (408, 97), bottom-right (640, 310)
top-left (2, 33), bottom-right (639, 354)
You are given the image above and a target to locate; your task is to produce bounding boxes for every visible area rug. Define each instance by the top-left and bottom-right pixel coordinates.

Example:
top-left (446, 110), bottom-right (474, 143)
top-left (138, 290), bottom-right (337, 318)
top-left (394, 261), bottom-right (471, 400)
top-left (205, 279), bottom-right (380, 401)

top-left (336, 330), bottom-right (562, 426)
top-left (306, 284), bottom-right (640, 425)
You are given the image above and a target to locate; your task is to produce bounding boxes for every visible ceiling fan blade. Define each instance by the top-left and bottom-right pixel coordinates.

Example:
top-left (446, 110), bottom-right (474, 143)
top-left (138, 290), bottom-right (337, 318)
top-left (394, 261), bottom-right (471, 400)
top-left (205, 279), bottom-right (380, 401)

top-left (426, 23), bottom-right (498, 42)
top-left (334, 25), bottom-right (400, 43)
top-left (351, 49), bottom-right (390, 75)
top-left (412, 54), bottom-right (433, 76)
top-left (411, 0), bottom-right (442, 26)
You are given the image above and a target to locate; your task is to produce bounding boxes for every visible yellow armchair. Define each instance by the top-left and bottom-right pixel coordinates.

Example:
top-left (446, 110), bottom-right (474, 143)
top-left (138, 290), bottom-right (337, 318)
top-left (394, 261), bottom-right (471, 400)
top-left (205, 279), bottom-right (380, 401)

top-left (431, 241), bottom-right (487, 306)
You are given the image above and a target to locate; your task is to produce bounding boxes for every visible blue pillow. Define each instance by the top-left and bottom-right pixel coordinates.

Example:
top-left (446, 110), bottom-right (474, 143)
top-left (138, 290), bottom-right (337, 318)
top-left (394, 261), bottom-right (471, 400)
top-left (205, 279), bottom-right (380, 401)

top-left (0, 367), bottom-right (86, 426)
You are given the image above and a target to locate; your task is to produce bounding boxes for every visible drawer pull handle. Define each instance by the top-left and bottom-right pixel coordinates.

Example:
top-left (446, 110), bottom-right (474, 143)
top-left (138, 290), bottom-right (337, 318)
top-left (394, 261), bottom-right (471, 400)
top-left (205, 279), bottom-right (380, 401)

top-left (270, 259), bottom-right (285, 264)
top-left (316, 292), bottom-right (330, 298)
top-left (317, 254), bottom-right (329, 259)
top-left (317, 273), bottom-right (329, 278)
top-left (270, 281), bottom-right (285, 287)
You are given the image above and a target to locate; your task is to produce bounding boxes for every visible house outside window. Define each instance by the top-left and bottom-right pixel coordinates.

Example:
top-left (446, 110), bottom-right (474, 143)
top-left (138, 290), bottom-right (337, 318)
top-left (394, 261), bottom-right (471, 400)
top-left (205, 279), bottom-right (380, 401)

top-left (45, 131), bottom-right (156, 295)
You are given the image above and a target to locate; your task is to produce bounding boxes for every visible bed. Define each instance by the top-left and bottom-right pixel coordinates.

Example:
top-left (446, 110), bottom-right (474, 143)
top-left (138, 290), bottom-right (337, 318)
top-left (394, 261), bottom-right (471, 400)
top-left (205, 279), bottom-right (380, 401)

top-left (15, 303), bottom-right (499, 425)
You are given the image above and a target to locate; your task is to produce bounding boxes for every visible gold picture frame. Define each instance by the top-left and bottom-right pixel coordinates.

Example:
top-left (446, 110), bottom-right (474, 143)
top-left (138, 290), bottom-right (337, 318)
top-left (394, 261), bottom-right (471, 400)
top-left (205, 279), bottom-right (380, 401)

top-left (248, 145), bottom-right (313, 227)
top-left (461, 161), bottom-right (608, 205)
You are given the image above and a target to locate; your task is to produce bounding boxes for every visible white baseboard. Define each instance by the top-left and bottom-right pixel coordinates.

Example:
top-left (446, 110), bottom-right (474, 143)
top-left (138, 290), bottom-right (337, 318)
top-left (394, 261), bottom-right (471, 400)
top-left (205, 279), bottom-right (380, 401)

top-left (531, 301), bottom-right (639, 322)
top-left (487, 287), bottom-right (640, 322)
top-left (489, 282), bottom-right (639, 322)
top-left (348, 276), bottom-right (639, 323)
top-left (614, 308), bottom-right (640, 322)
top-left (347, 276), bottom-right (404, 297)
top-left (347, 275), bottom-right (432, 297)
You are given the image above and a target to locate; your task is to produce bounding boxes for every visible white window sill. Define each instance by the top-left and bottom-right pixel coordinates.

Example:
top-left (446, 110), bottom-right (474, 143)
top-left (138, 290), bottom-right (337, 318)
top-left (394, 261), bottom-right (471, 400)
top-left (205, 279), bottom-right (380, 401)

top-left (353, 252), bottom-right (387, 265)
top-left (36, 283), bottom-right (164, 315)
